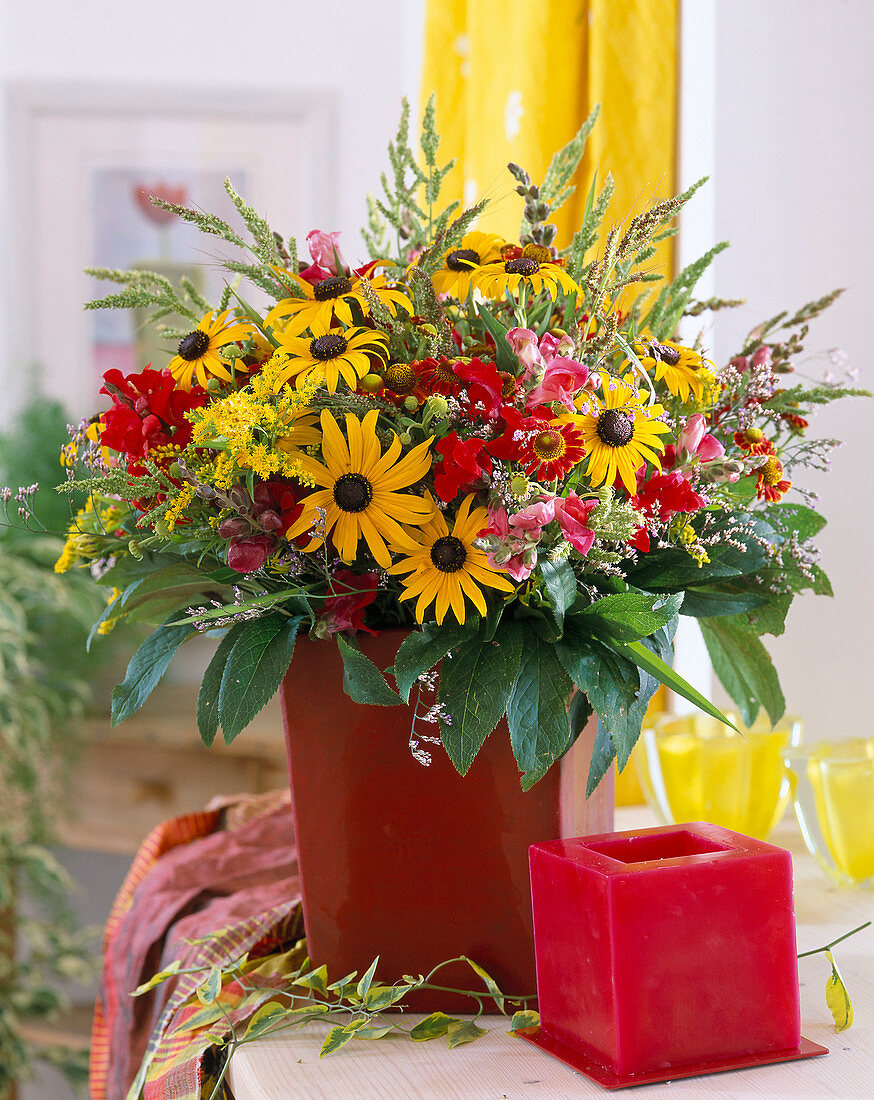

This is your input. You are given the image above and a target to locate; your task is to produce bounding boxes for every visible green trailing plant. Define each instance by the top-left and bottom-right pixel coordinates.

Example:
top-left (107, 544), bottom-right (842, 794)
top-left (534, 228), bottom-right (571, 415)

top-left (0, 399), bottom-right (115, 1094)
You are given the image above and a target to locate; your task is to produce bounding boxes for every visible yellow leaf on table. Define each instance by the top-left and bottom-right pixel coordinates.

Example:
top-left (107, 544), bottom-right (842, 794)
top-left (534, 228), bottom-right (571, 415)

top-left (825, 948), bottom-right (855, 1031)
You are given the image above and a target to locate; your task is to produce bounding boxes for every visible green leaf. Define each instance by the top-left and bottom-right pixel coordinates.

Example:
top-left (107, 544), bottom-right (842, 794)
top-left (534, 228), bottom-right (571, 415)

top-left (218, 614), bottom-right (301, 744)
top-left (463, 957), bottom-right (505, 1012)
top-left (292, 964), bottom-right (328, 997)
top-left (197, 965), bottom-right (222, 1005)
top-left (196, 627), bottom-right (238, 747)
top-left (680, 587), bottom-right (770, 619)
top-left (394, 622), bottom-right (473, 702)
top-left (474, 303), bottom-right (517, 371)
top-left (356, 956), bottom-right (379, 1000)
top-left (509, 1010), bottom-right (540, 1031)
top-left (336, 634), bottom-right (404, 706)
top-left (354, 1024), bottom-right (396, 1040)
top-left (699, 617), bottom-right (785, 726)
top-left (540, 559), bottom-right (577, 628)
top-left (825, 950), bottom-right (854, 1032)
top-left (410, 1011), bottom-right (457, 1041)
top-left (507, 634), bottom-right (573, 788)
top-left (320, 1025), bottom-right (356, 1057)
top-left (111, 620), bottom-right (196, 725)
top-left (615, 637), bottom-right (740, 731)
top-left (576, 591), bottom-right (683, 643)
top-left (446, 1019), bottom-right (488, 1048)
top-left (132, 959), bottom-right (182, 996)
top-left (438, 623), bottom-right (523, 775)
top-left (763, 501), bottom-right (827, 541)
top-left (586, 719), bottom-right (617, 798)
top-left (363, 983), bottom-right (414, 1011)
top-left (242, 1001), bottom-right (288, 1040)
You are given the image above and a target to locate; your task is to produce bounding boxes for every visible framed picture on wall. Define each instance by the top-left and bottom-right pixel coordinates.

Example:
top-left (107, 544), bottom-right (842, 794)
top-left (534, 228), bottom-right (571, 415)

top-left (6, 82), bottom-right (337, 417)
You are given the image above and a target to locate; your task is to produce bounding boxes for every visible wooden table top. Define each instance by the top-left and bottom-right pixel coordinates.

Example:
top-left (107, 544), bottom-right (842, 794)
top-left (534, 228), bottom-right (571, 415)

top-left (228, 807), bottom-right (874, 1099)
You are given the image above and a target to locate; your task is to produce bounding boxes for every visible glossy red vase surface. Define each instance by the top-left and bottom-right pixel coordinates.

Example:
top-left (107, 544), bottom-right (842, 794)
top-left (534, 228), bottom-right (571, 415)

top-left (528, 822), bottom-right (805, 1080)
top-left (280, 630), bottom-right (613, 1010)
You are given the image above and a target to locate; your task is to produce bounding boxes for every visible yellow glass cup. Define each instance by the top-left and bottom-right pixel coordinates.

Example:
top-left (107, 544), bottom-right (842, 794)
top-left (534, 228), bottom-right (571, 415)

top-left (782, 739), bottom-right (874, 887)
top-left (635, 712), bottom-right (802, 840)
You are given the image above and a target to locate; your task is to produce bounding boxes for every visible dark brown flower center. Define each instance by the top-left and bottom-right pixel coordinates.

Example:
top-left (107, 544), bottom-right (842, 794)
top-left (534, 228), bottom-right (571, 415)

top-left (383, 363), bottom-right (417, 394)
top-left (651, 342), bottom-right (681, 366)
top-left (177, 330), bottom-right (210, 361)
top-left (311, 334), bottom-right (348, 361)
top-left (333, 472), bottom-right (373, 513)
top-left (596, 408), bottom-right (634, 447)
top-left (430, 535), bottom-right (467, 573)
top-left (505, 258), bottom-right (539, 276)
top-left (446, 248), bottom-right (480, 271)
top-left (313, 276), bottom-right (352, 301)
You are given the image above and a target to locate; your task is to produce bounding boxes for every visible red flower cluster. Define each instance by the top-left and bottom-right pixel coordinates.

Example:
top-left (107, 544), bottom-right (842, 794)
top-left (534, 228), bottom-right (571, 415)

top-left (100, 367), bottom-right (205, 460)
top-left (434, 432), bottom-right (492, 502)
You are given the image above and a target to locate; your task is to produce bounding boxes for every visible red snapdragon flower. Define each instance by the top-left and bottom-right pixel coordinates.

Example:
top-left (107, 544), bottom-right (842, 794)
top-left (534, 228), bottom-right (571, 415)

top-left (433, 432), bottom-right (492, 502)
top-left (99, 366), bottom-right (206, 459)
top-left (318, 569), bottom-right (379, 636)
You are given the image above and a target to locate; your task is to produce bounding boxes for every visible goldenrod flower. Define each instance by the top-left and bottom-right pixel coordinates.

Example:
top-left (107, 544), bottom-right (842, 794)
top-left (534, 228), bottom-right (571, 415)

top-left (563, 373), bottom-right (671, 495)
top-left (430, 231), bottom-right (506, 299)
top-left (471, 257), bottom-right (579, 300)
top-left (264, 273), bottom-right (412, 336)
top-left (286, 409), bottom-right (435, 568)
top-left (635, 340), bottom-right (710, 404)
top-left (388, 494), bottom-right (516, 625)
top-left (272, 324), bottom-right (390, 394)
top-left (168, 310), bottom-right (258, 390)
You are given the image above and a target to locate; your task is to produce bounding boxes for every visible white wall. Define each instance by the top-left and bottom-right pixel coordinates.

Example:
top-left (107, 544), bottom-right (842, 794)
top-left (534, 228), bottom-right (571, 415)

top-left (0, 0), bottom-right (425, 418)
top-left (691, 1), bottom-right (874, 740)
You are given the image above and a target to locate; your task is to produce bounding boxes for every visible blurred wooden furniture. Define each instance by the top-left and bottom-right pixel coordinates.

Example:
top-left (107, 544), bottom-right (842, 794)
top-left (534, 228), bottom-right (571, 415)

top-left (22, 668), bottom-right (288, 1060)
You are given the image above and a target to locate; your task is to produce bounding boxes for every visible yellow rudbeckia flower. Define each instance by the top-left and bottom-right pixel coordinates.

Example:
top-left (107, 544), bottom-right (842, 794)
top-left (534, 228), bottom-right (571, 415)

top-left (285, 409), bottom-right (435, 568)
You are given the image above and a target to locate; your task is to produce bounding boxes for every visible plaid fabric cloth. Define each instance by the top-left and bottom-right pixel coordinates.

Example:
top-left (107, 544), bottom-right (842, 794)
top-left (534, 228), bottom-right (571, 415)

top-left (90, 792), bottom-right (301, 1100)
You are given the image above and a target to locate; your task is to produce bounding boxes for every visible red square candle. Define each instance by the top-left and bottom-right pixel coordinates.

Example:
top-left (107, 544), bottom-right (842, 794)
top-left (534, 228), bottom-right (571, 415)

top-left (527, 822), bottom-right (816, 1085)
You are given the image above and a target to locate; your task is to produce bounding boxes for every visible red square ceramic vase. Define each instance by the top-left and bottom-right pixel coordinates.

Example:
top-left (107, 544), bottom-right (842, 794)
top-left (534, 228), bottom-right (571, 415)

top-left (527, 822), bottom-right (818, 1084)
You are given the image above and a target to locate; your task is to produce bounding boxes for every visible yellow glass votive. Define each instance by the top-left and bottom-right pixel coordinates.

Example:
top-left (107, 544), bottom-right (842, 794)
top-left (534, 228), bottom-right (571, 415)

top-left (783, 738), bottom-right (874, 887)
top-left (635, 712), bottom-right (802, 840)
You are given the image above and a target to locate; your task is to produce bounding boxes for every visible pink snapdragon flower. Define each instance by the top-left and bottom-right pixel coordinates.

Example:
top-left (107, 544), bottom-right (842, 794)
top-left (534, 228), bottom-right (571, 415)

top-left (506, 327), bottom-right (590, 411)
top-left (306, 230), bottom-right (346, 275)
top-left (676, 413), bottom-right (724, 463)
top-left (553, 492), bottom-right (597, 556)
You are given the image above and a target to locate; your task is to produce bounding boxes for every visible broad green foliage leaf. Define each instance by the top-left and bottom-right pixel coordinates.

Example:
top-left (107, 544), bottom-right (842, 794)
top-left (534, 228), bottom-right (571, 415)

top-left (463, 957), bottom-right (504, 1013)
top-left (509, 1010), bottom-right (540, 1031)
top-left (337, 635), bottom-right (403, 706)
top-left (320, 1025), bottom-right (356, 1057)
top-left (132, 960), bottom-right (182, 996)
top-left (410, 1012), bottom-right (457, 1041)
top-left (111, 620), bottom-right (197, 725)
top-left (446, 1019), bottom-right (488, 1048)
top-left (626, 517), bottom-right (774, 590)
top-left (680, 586), bottom-right (769, 619)
top-left (197, 626), bottom-right (240, 746)
top-left (763, 502), bottom-right (827, 541)
top-left (438, 623), bottom-right (523, 775)
top-left (576, 591), bottom-right (683, 643)
top-left (218, 614), bottom-right (301, 744)
top-left (354, 1024), bottom-right (396, 1040)
top-left (394, 622), bottom-right (473, 701)
top-left (586, 720), bottom-right (618, 798)
top-left (700, 617), bottom-right (785, 726)
top-left (363, 983), bottom-right (415, 1011)
top-left (825, 950), bottom-right (854, 1032)
top-left (507, 634), bottom-right (574, 789)
top-left (540, 559), bottom-right (577, 628)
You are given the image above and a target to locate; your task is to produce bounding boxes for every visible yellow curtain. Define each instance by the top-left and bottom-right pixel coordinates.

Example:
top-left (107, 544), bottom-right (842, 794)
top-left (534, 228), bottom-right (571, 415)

top-left (421, 0), bottom-right (679, 280)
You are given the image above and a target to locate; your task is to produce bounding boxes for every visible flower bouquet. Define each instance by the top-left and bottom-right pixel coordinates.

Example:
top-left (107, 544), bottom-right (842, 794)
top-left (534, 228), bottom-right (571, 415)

top-left (56, 100), bottom-right (861, 796)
